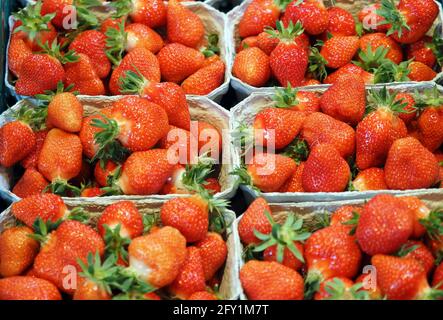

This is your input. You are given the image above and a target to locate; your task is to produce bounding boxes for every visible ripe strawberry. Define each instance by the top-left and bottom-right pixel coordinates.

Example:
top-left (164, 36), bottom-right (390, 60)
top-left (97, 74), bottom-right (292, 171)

top-left (406, 36), bottom-right (439, 68)
top-left (167, 0), bottom-right (204, 48)
top-left (188, 291), bottom-right (218, 300)
top-left (330, 205), bottom-right (361, 233)
top-left (399, 196), bottom-right (432, 239)
top-left (256, 31), bottom-right (279, 55)
top-left (325, 7), bottom-right (356, 37)
top-left (13, 168), bottom-right (49, 198)
top-left (282, 0), bottom-right (328, 36)
top-left (195, 232), bottom-right (227, 280)
top-left (79, 114), bottom-right (106, 159)
top-left (301, 78), bottom-right (321, 86)
top-left (41, 0), bottom-right (101, 30)
top-left (238, 0), bottom-right (281, 38)
top-left (273, 85), bottom-right (320, 114)
top-left (323, 63), bottom-right (374, 84)
top-left (355, 88), bottom-right (408, 170)
top-left (11, 193), bottom-right (68, 228)
top-left (33, 220), bottom-right (105, 294)
top-left (320, 74), bottom-right (365, 126)
top-left (238, 36), bottom-right (259, 52)
top-left (0, 276), bottom-right (61, 300)
top-left (359, 32), bottom-right (403, 65)
top-left (7, 33), bottom-right (32, 77)
top-left (0, 121), bottom-right (36, 167)
top-left (314, 277), bottom-right (365, 300)
top-left (395, 92), bottom-right (417, 125)
top-left (238, 198), bottom-right (272, 245)
top-left (64, 53), bottom-right (106, 96)
top-left (352, 167), bottom-right (387, 191)
top-left (416, 88), bottom-right (443, 152)
top-left (80, 187), bottom-right (104, 197)
top-left (356, 194), bottom-right (414, 255)
top-left (433, 263), bottom-right (443, 291)
top-left (69, 30), bottom-right (111, 79)
top-left (269, 21), bottom-right (308, 87)
top-left (98, 201), bottom-right (144, 240)
top-left (301, 112), bottom-right (355, 159)
top-left (372, 254), bottom-right (442, 300)
top-left (384, 137), bottom-right (440, 190)
top-left (94, 160), bottom-right (119, 187)
top-left (320, 36), bottom-right (360, 69)
top-left (253, 108), bottom-right (306, 150)
top-left (159, 125), bottom-right (197, 164)
top-left (126, 0), bottom-right (167, 29)
top-left (100, 17), bottom-right (126, 34)
top-left (203, 178), bottom-right (221, 194)
top-left (302, 144), bottom-right (350, 192)
top-left (181, 60), bottom-right (225, 96)
top-left (125, 23), bottom-right (164, 54)
top-left (279, 162), bottom-right (305, 193)
top-left (157, 43), bottom-right (205, 84)
top-left (128, 226), bottom-right (187, 288)
top-left (304, 225), bottom-right (362, 298)
top-left (240, 260), bottom-right (304, 300)
top-left (358, 3), bottom-right (388, 33)
top-left (408, 61), bottom-right (437, 81)
top-left (355, 273), bottom-right (384, 300)
top-left (109, 47), bottom-right (160, 95)
top-left (232, 47), bottom-right (270, 87)
top-left (397, 240), bottom-right (435, 276)
top-left (0, 226), bottom-right (39, 277)
top-left (37, 128), bottom-right (83, 194)
top-left (169, 246), bottom-right (206, 299)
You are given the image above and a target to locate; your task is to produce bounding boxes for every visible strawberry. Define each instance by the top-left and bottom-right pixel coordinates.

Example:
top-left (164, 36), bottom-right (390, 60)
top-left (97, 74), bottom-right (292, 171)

top-left (169, 246), bottom-right (206, 299)
top-left (94, 160), bottom-right (119, 187)
top-left (282, 0), bottom-right (328, 36)
top-left (159, 125), bottom-right (197, 164)
top-left (273, 85), bottom-right (320, 114)
top-left (359, 32), bottom-right (403, 65)
top-left (127, 226), bottom-right (187, 288)
top-left (238, 36), bottom-right (259, 52)
top-left (157, 43), bottom-right (205, 84)
top-left (0, 276), bottom-right (61, 300)
top-left (232, 47), bottom-right (270, 87)
top-left (203, 178), bottom-right (221, 194)
top-left (396, 92), bottom-right (417, 125)
top-left (408, 61), bottom-right (437, 81)
top-left (433, 263), bottom-right (443, 291)
top-left (384, 137), bottom-right (440, 190)
top-left (238, 198), bottom-right (272, 245)
top-left (323, 63), bottom-right (374, 84)
top-left (356, 194), bottom-right (414, 255)
top-left (301, 78), bottom-right (321, 86)
top-left (304, 225), bottom-right (362, 298)
top-left (269, 21), bottom-right (308, 87)
top-left (13, 168), bottom-right (49, 198)
top-left (41, 0), bottom-right (101, 30)
top-left (238, 0), bottom-right (281, 38)
top-left (372, 254), bottom-right (443, 300)
top-left (237, 153), bottom-right (297, 193)
top-left (355, 88), bottom-right (408, 170)
top-left (330, 205), bottom-right (361, 233)
top-left (351, 167), bottom-right (387, 191)
top-left (0, 121), bottom-right (36, 167)
top-left (80, 187), bottom-right (104, 197)
top-left (37, 128), bottom-right (83, 195)
top-left (167, 0), bottom-right (204, 48)
top-left (355, 273), bottom-right (384, 300)
top-left (320, 36), bottom-right (360, 69)
top-left (406, 35), bottom-right (441, 68)
top-left (98, 201), bottom-right (144, 240)
top-left (122, 0), bottom-right (167, 29)
top-left (195, 232), bottom-right (227, 280)
top-left (325, 7), bottom-right (356, 37)
top-left (181, 60), bottom-right (225, 96)
top-left (124, 23), bottom-right (164, 54)
top-left (79, 114), bottom-right (107, 159)
top-left (302, 144), bottom-right (350, 192)
top-left (279, 162), bottom-right (305, 193)
top-left (320, 74), bottom-right (366, 126)
top-left (100, 17), bottom-right (126, 34)
top-left (69, 30), bottom-right (111, 79)
top-left (314, 277), bottom-right (368, 300)
top-left (301, 112), bottom-right (355, 159)
top-left (11, 193), bottom-right (68, 228)
top-left (397, 240), bottom-right (435, 276)
top-left (358, 3), bottom-right (388, 32)
top-left (0, 226), bottom-right (39, 277)
top-left (109, 47), bottom-right (160, 95)
top-left (188, 291), bottom-right (218, 300)
top-left (240, 260), bottom-right (304, 300)
top-left (7, 33), bottom-right (32, 77)
top-left (33, 220), bottom-right (105, 294)
top-left (64, 53), bottom-right (106, 96)
top-left (416, 88), bottom-right (443, 152)
top-left (253, 108), bottom-right (306, 150)
top-left (399, 196), bottom-right (433, 239)
top-left (256, 31), bottom-right (279, 55)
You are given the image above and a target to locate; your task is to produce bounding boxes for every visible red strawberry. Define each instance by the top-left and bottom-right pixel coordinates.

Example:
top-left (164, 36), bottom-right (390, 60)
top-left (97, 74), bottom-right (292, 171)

top-left (384, 137), bottom-right (440, 190)
top-left (416, 89), bottom-right (443, 152)
top-left (157, 43), bottom-right (205, 84)
top-left (325, 7), bottom-right (356, 37)
top-left (406, 36), bottom-right (438, 68)
top-left (282, 0), bottom-right (328, 36)
top-left (203, 178), bottom-right (221, 194)
top-left (302, 144), bottom-right (350, 192)
top-left (238, 0), bottom-right (281, 38)
top-left (232, 47), bottom-right (270, 87)
top-left (273, 86), bottom-right (320, 114)
top-left (79, 114), bottom-right (106, 159)
top-left (167, 0), bottom-right (204, 48)
top-left (7, 33), bottom-right (32, 77)
top-left (256, 31), bottom-right (279, 55)
top-left (359, 32), bottom-right (403, 65)
top-left (320, 74), bottom-right (366, 126)
top-left (238, 36), bottom-right (259, 52)
top-left (94, 160), bottom-right (119, 187)
top-left (238, 197), bottom-right (272, 245)
top-left (128, 0), bottom-right (167, 29)
top-left (302, 112), bottom-right (355, 159)
top-left (358, 3), bottom-right (388, 32)
top-left (195, 232), bottom-right (227, 280)
top-left (356, 194), bottom-right (414, 255)
top-left (45, 87), bottom-right (83, 133)
top-left (11, 193), bottom-right (68, 228)
top-left (398, 240), bottom-right (435, 276)
top-left (323, 63), bottom-right (374, 84)
top-left (320, 36), bottom-right (360, 69)
top-left (97, 201), bottom-right (144, 239)
top-left (0, 121), bottom-right (36, 167)
top-left (169, 246), bottom-right (206, 299)
top-left (396, 92), bottom-right (417, 125)
top-left (13, 168), bottom-right (49, 198)
top-left (352, 167), bottom-right (387, 191)
top-left (433, 263), bottom-right (443, 291)
top-left (0, 226), bottom-right (39, 277)
top-left (80, 187), bottom-right (104, 197)
top-left (408, 61), bottom-right (437, 81)
top-left (64, 53), bottom-right (106, 96)
top-left (194, 121), bottom-right (222, 159)
top-left (330, 205), bottom-right (361, 233)
top-left (314, 277), bottom-right (360, 300)
top-left (399, 196), bottom-right (431, 239)
top-left (182, 60), bottom-right (225, 96)
top-left (100, 17), bottom-right (126, 34)
top-left (279, 162), bottom-right (305, 193)
top-left (41, 0), bottom-right (100, 30)
top-left (240, 260), bottom-right (304, 300)
top-left (159, 125), bottom-right (197, 164)
top-left (0, 276), bottom-right (61, 300)
top-left (125, 23), bottom-right (164, 54)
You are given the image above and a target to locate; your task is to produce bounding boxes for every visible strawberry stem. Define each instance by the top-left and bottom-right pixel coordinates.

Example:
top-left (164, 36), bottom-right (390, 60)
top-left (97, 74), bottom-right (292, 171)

top-left (38, 39), bottom-right (79, 64)
top-left (265, 20), bottom-right (304, 43)
top-left (105, 20), bottom-right (127, 66)
top-left (376, 0), bottom-right (411, 37)
top-left (367, 86), bottom-right (411, 115)
top-left (13, 1), bottom-right (55, 42)
top-left (201, 34), bottom-right (220, 58)
top-left (353, 44), bottom-right (389, 72)
top-left (273, 83), bottom-right (299, 108)
top-left (119, 69), bottom-right (147, 95)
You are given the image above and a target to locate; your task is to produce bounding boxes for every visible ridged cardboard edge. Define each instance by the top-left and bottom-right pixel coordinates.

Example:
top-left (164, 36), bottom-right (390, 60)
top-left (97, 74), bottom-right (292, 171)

top-left (5, 2), bottom-right (230, 103)
top-left (230, 81), bottom-right (443, 204)
top-left (226, 0), bottom-right (443, 100)
top-left (0, 95), bottom-right (239, 203)
top-left (0, 197), bottom-right (242, 300)
top-left (235, 192), bottom-right (443, 300)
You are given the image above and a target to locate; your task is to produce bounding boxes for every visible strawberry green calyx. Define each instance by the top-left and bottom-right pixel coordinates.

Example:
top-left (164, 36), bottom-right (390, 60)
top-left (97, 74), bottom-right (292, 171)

top-left (373, 59), bottom-right (411, 84)
top-left (119, 69), bottom-right (147, 95)
top-left (29, 217), bottom-right (62, 244)
top-left (202, 34), bottom-right (220, 58)
top-left (73, 0), bottom-right (103, 28)
top-left (367, 87), bottom-right (410, 115)
top-left (101, 166), bottom-right (124, 196)
top-left (396, 243), bottom-right (420, 257)
top-left (13, 1), bottom-right (55, 41)
top-left (110, 0), bottom-right (132, 19)
top-left (414, 86), bottom-right (443, 109)
top-left (353, 44), bottom-right (389, 72)
top-left (230, 166), bottom-right (261, 194)
top-left (266, 20), bottom-right (304, 43)
top-left (103, 224), bottom-right (131, 265)
top-left (117, 267), bottom-right (157, 295)
top-left (38, 39), bottom-right (79, 64)
top-left (419, 209), bottom-right (443, 241)
top-left (197, 188), bottom-right (230, 234)
top-left (340, 211), bottom-right (360, 235)
top-left (281, 137), bottom-right (309, 164)
top-left (68, 206), bottom-right (94, 224)
top-left (273, 0), bottom-right (294, 11)
top-left (44, 179), bottom-right (82, 197)
top-left (13, 102), bottom-right (47, 131)
top-left (253, 212), bottom-right (310, 264)
top-left (417, 286), bottom-right (443, 300)
top-left (304, 269), bottom-right (324, 299)
top-left (376, 0), bottom-right (411, 37)
top-left (35, 81), bottom-right (77, 104)
top-left (323, 278), bottom-right (370, 300)
top-left (105, 20), bottom-right (127, 66)
top-left (429, 29), bottom-right (443, 67)
top-left (142, 213), bottom-right (159, 234)
top-left (273, 84), bottom-right (299, 108)
top-left (181, 155), bottom-right (216, 191)
top-left (231, 122), bottom-right (254, 157)
top-left (308, 43), bottom-right (328, 81)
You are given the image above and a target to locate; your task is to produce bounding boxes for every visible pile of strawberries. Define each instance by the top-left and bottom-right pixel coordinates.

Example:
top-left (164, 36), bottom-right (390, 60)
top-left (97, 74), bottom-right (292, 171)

top-left (0, 87), bottom-right (224, 198)
top-left (0, 193), bottom-right (230, 300)
top-left (239, 195), bottom-right (443, 300)
top-left (233, 82), bottom-right (443, 193)
top-left (8, 0), bottom-right (225, 97)
top-left (232, 0), bottom-right (442, 88)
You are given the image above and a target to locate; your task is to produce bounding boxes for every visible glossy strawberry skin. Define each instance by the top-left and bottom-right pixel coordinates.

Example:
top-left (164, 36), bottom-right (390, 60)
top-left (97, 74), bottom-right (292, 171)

top-left (325, 7), bottom-right (356, 37)
top-left (13, 168), bottom-right (49, 198)
top-left (401, 240), bottom-right (435, 276)
top-left (270, 42), bottom-right (308, 87)
top-left (417, 106), bottom-right (443, 152)
top-left (279, 162), bottom-right (305, 193)
top-left (0, 121), bottom-right (35, 168)
top-left (330, 206), bottom-right (361, 233)
top-left (195, 232), bottom-right (227, 280)
top-left (7, 33), bottom-right (32, 77)
top-left (282, 0), bottom-right (329, 36)
top-left (352, 168), bottom-right (388, 191)
top-left (125, 23), bottom-right (164, 54)
top-left (408, 61), bottom-right (437, 81)
top-left (182, 60), bottom-right (225, 96)
top-left (232, 47), bottom-right (270, 87)
top-left (324, 63), bottom-right (374, 85)
top-left (238, 0), bottom-right (280, 38)
top-left (0, 276), bottom-right (61, 300)
top-left (263, 242), bottom-right (304, 271)
top-left (321, 36), bottom-right (360, 69)
top-left (406, 36), bottom-right (436, 68)
top-left (359, 33), bottom-right (403, 64)
top-left (130, 0), bottom-right (167, 29)
top-left (238, 197), bottom-right (272, 245)
top-left (167, 0), bottom-right (204, 48)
